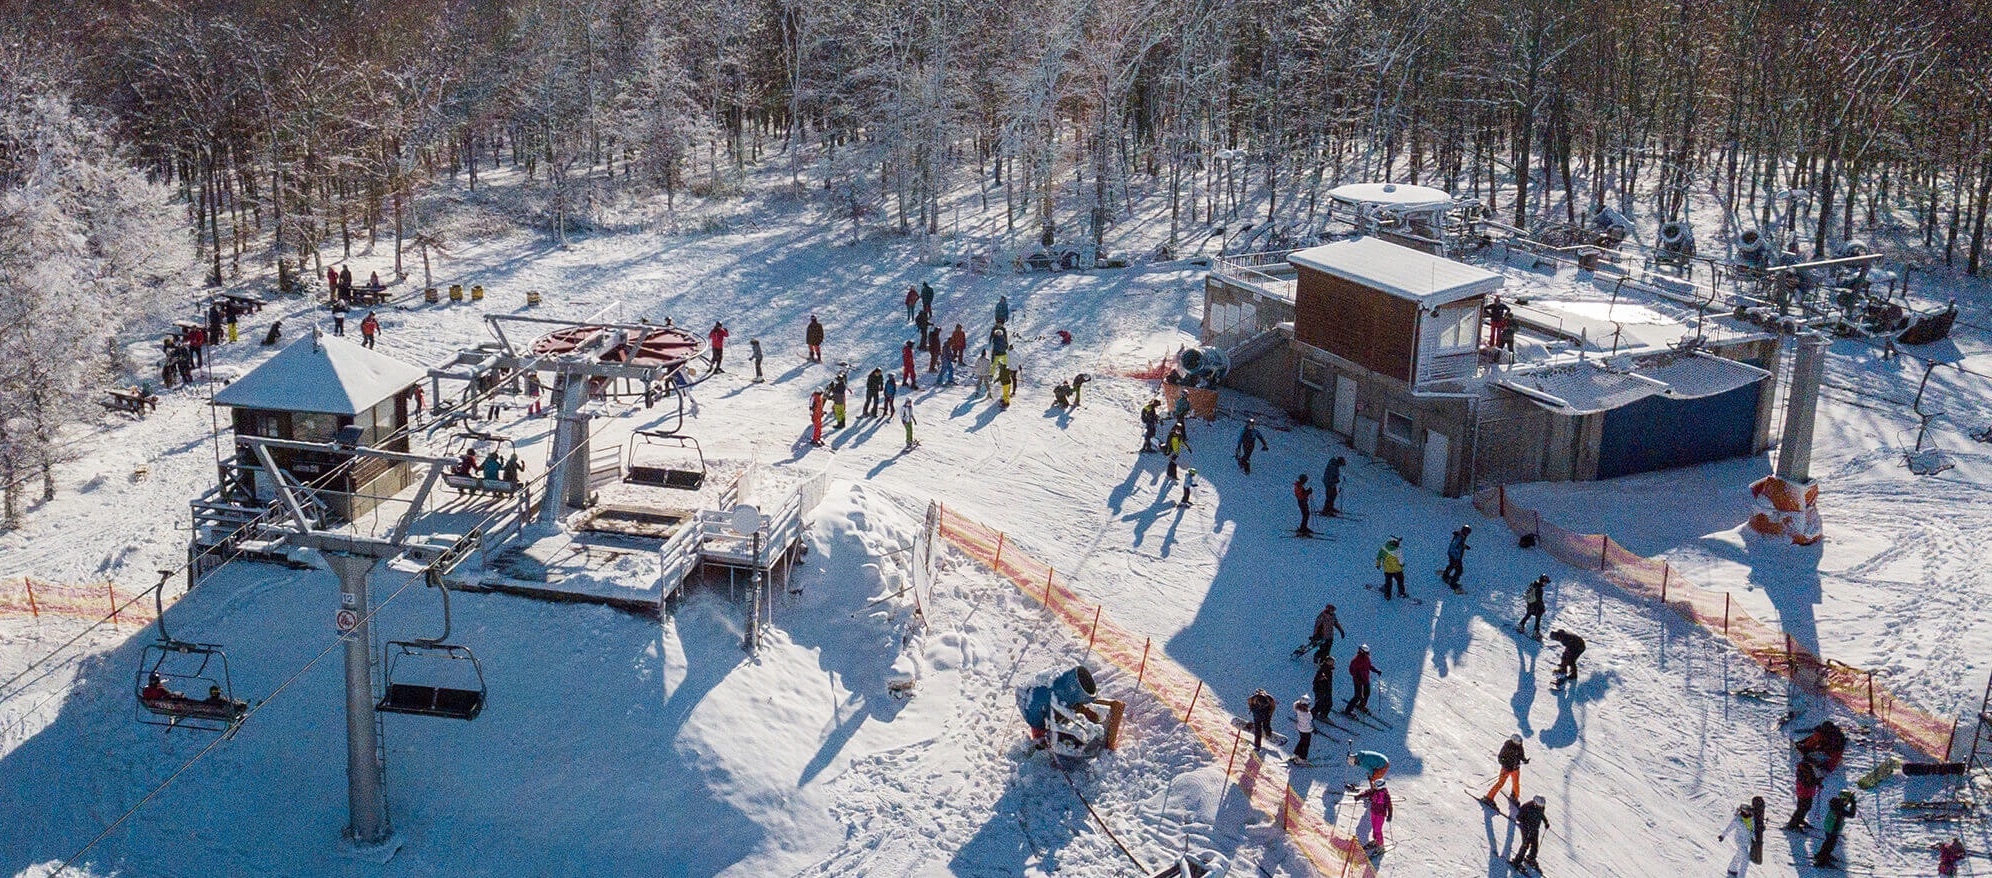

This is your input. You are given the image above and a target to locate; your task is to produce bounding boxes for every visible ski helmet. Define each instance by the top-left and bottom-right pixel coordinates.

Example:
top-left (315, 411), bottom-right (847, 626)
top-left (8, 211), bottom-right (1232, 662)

top-left (1532, 795), bottom-right (1545, 806)
top-left (1297, 696), bottom-right (1311, 707)
top-left (1358, 644), bottom-right (1369, 653)
top-left (1509, 734), bottom-right (1523, 744)
top-left (1735, 804), bottom-right (1752, 817)
top-left (1373, 779), bottom-right (1387, 788)
top-left (1461, 524), bottom-right (1472, 534)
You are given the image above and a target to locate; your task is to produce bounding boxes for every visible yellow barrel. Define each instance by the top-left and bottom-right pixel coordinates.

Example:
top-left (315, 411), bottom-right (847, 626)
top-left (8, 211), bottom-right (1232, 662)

top-left (471, 284), bottom-right (485, 301)
top-left (424, 287), bottom-right (440, 303)
top-left (449, 284), bottom-right (464, 302)
top-left (526, 290), bottom-right (542, 307)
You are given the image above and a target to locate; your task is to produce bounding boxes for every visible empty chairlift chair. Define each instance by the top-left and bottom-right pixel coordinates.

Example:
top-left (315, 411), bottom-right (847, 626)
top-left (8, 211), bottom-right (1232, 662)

top-left (376, 573), bottom-right (487, 721)
top-left (623, 431), bottom-right (706, 490)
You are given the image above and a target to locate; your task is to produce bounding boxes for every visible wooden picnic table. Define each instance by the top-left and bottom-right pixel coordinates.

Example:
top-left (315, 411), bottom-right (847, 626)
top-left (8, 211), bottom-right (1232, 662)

top-left (218, 292), bottom-right (266, 313)
top-left (103, 387), bottom-right (160, 415)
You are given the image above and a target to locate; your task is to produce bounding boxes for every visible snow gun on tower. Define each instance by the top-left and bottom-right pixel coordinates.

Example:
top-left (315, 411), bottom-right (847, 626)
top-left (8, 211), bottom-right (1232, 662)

top-left (1018, 666), bottom-right (1124, 760)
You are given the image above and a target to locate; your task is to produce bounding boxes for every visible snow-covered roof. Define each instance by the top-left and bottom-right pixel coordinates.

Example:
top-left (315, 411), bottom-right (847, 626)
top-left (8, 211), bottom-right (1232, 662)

top-left (1497, 352), bottom-right (1771, 416)
top-left (1287, 237), bottom-right (1504, 306)
top-left (213, 334), bottom-right (425, 416)
top-left (1326, 182), bottom-right (1456, 209)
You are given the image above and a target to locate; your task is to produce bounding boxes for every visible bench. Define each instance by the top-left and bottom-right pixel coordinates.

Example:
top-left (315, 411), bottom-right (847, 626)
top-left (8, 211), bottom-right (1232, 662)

top-left (378, 683), bottom-right (484, 720)
top-left (219, 292), bottom-right (265, 314)
top-left (102, 389), bottom-right (159, 415)
top-left (443, 474), bottom-right (521, 497)
top-left (349, 285), bottom-right (390, 305)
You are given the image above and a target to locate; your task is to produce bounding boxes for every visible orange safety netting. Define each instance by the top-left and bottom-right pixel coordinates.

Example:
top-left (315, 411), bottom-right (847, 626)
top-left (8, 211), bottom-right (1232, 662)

top-left (1475, 487), bottom-right (1954, 760)
top-left (0, 577), bottom-right (157, 627)
top-left (937, 506), bottom-right (1376, 878)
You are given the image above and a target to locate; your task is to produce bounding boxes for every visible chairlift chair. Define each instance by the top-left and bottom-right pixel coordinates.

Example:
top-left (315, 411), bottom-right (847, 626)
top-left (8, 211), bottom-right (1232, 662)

top-left (440, 430), bottom-right (521, 498)
top-left (624, 430), bottom-right (707, 490)
top-left (134, 576), bottom-right (247, 734)
top-left (376, 573), bottom-right (487, 721)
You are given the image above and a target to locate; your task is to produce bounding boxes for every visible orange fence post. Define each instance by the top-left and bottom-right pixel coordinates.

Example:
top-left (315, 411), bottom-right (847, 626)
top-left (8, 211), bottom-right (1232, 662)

top-left (1086, 605), bottom-right (1102, 652)
top-left (1661, 563), bottom-right (1670, 602)
top-left (1599, 537), bottom-right (1610, 569)
top-left (1224, 727), bottom-right (1243, 778)
top-left (1723, 593), bottom-right (1731, 636)
top-left (993, 532), bottom-right (1005, 568)
top-left (1532, 509), bottom-right (1541, 538)
top-left (1045, 568), bottom-right (1055, 606)
top-left (1866, 671), bottom-right (1875, 715)
top-left (24, 578), bottom-right (38, 619)
top-left (1185, 680), bottom-right (1203, 723)
top-left (1136, 637), bottom-right (1151, 689)
top-left (107, 583), bottom-right (119, 628)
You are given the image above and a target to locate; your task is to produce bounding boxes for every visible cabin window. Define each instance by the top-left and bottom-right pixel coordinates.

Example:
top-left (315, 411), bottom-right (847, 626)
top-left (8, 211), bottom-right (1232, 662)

top-left (1431, 305), bottom-right (1479, 352)
top-left (1298, 359), bottom-right (1330, 391)
top-left (293, 411), bottom-right (339, 442)
top-left (1383, 410), bottom-right (1416, 444)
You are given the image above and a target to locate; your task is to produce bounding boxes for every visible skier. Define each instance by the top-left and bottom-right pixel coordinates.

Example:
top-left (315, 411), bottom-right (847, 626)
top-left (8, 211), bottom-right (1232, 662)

top-left (326, 266), bottom-right (339, 299)
top-left (707, 322), bottom-right (728, 372)
top-left (1140, 398), bottom-right (1162, 452)
top-left (1549, 629), bottom-right (1585, 684)
top-left (1290, 697), bottom-right (1314, 764)
top-left (750, 337), bottom-right (764, 382)
top-left (1320, 456), bottom-right (1345, 515)
top-left (904, 285), bottom-right (919, 321)
top-left (1053, 379), bottom-right (1074, 408)
top-left (1811, 790), bottom-right (1855, 868)
top-left (207, 301), bottom-right (224, 345)
top-left (1311, 655), bottom-right (1336, 722)
top-left (1511, 795), bottom-right (1546, 872)
top-left (1177, 468), bottom-right (1197, 507)
top-left (502, 453), bottom-right (523, 484)
top-left (1796, 721), bottom-right (1848, 775)
top-left (1937, 838), bottom-right (1968, 876)
top-left (989, 323), bottom-right (1010, 370)
top-left (926, 325), bottom-right (942, 371)
top-left (524, 370), bottom-right (543, 416)
top-left (806, 315), bottom-right (825, 362)
top-left (968, 349), bottom-right (991, 397)
top-left (995, 294), bottom-right (1010, 325)
top-left (883, 374), bottom-right (898, 416)
top-left (1235, 418), bottom-right (1268, 473)
top-left (808, 391), bottom-right (825, 446)
top-left (1306, 603), bottom-right (1346, 661)
top-left (1343, 644), bottom-right (1376, 716)
top-left (1442, 525), bottom-right (1471, 591)
top-left (901, 341), bottom-right (920, 389)
top-left (1293, 475), bottom-right (1314, 536)
top-left (915, 308), bottom-right (931, 349)
top-left (863, 368), bottom-right (885, 417)
top-left (949, 324), bottom-right (967, 364)
top-left (920, 280), bottom-right (935, 313)
top-left (829, 373), bottom-right (849, 429)
top-left (901, 396), bottom-right (918, 450)
top-left (1069, 373), bottom-right (1089, 406)
top-left (1357, 780), bottom-right (1392, 852)
top-left (481, 451), bottom-right (503, 481)
top-left (1783, 760), bottom-right (1821, 831)
top-left (1171, 391), bottom-right (1193, 424)
top-left (1348, 748), bottom-right (1391, 786)
top-left (360, 311), bottom-right (380, 349)
top-left (1246, 688), bottom-right (1276, 752)
top-left (338, 265), bottom-right (353, 299)
top-left (1518, 574), bottom-right (1549, 638)
top-left (1164, 422), bottom-right (1190, 481)
top-left (1375, 537), bottom-right (1406, 599)
top-left (330, 300), bottom-right (347, 336)
top-left (999, 363), bottom-right (1017, 407)
top-left (1483, 734), bottom-right (1530, 804)
top-left (1717, 803), bottom-right (1756, 877)
top-left (938, 350), bottom-right (956, 386)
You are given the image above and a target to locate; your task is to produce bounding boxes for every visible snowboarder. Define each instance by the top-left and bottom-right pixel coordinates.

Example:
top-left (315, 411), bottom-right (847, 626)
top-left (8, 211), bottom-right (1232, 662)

top-left (1235, 419), bottom-right (1268, 473)
top-left (1483, 733), bottom-right (1530, 804)
top-left (1320, 456), bottom-right (1345, 515)
top-left (360, 311), bottom-right (380, 349)
top-left (1177, 468), bottom-right (1197, 507)
top-left (999, 363), bottom-right (1017, 407)
top-left (1549, 629), bottom-right (1585, 683)
top-left (207, 302), bottom-right (224, 345)
top-left (915, 308), bottom-right (931, 348)
top-left (1164, 422), bottom-right (1190, 481)
top-left (1348, 748), bottom-right (1391, 786)
top-left (863, 368), bottom-right (885, 417)
top-left (808, 391), bottom-right (825, 446)
top-left (938, 350), bottom-right (956, 386)
top-left (1511, 795), bottom-right (1546, 872)
top-left (1290, 697), bottom-right (1314, 764)
top-left (995, 294), bottom-right (1010, 325)
top-left (1783, 760), bottom-right (1821, 831)
top-left (829, 373), bottom-right (849, 428)
top-left (1170, 391), bottom-right (1192, 424)
top-left (1811, 790), bottom-right (1855, 868)
top-left (901, 396), bottom-right (918, 450)
top-left (1343, 645), bottom-right (1376, 716)
top-left (1305, 603), bottom-right (1345, 661)
top-left (989, 323), bottom-right (1010, 369)
top-left (973, 350), bottom-right (993, 396)
top-left (806, 315), bottom-right (825, 362)
top-left (1053, 379), bottom-right (1074, 408)
top-left (901, 341), bottom-right (920, 389)
top-left (883, 375), bottom-right (898, 416)
top-left (1718, 803), bottom-right (1756, 876)
top-left (330, 300), bottom-right (347, 336)
top-left (1442, 525), bottom-right (1471, 591)
top-left (1246, 688), bottom-right (1276, 751)
top-left (949, 324), bottom-right (967, 364)
top-left (1518, 574), bottom-right (1549, 638)
top-left (1293, 475), bottom-right (1314, 536)
top-left (1140, 399), bottom-right (1162, 452)
top-left (920, 280), bottom-right (935, 314)
top-left (1069, 373), bottom-right (1089, 406)
top-left (926, 326), bottom-right (942, 371)
top-left (1357, 780), bottom-right (1392, 851)
top-left (261, 320), bottom-right (284, 346)
top-left (1311, 655), bottom-right (1335, 722)
top-left (1376, 537), bottom-right (1406, 599)
top-left (904, 285), bottom-right (919, 321)
top-left (1937, 838), bottom-right (1968, 876)
top-left (750, 338), bottom-right (764, 381)
top-left (1796, 721), bottom-right (1848, 775)
top-left (707, 322), bottom-right (728, 372)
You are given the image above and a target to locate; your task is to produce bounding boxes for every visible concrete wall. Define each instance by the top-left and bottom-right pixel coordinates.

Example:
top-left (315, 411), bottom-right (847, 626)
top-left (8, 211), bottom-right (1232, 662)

top-left (1289, 342), bottom-right (1474, 497)
top-left (1203, 276), bottom-right (1294, 348)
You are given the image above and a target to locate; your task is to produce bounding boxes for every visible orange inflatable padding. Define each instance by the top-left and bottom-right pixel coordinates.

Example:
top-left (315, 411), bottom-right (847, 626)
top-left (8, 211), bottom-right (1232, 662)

top-left (1748, 476), bottom-right (1822, 546)
top-left (1159, 383), bottom-right (1219, 421)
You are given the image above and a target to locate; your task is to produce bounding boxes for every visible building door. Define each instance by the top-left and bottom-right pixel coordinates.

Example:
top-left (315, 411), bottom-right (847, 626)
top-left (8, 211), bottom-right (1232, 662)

top-left (1421, 431), bottom-right (1451, 493)
top-left (1332, 374), bottom-right (1358, 435)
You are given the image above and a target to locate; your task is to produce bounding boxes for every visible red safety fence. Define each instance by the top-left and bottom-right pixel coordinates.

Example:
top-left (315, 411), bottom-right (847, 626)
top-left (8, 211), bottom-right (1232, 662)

top-left (937, 505), bottom-right (1376, 878)
top-left (0, 577), bottom-right (157, 627)
top-left (1476, 486), bottom-right (1954, 760)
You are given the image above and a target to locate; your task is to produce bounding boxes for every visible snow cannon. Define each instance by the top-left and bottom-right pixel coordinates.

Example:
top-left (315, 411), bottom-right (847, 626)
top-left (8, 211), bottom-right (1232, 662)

top-left (1656, 221), bottom-right (1696, 268)
top-left (1172, 346), bottom-right (1230, 389)
top-left (1736, 229), bottom-right (1771, 268)
top-left (1018, 666), bottom-right (1123, 760)
top-left (1588, 205), bottom-right (1632, 247)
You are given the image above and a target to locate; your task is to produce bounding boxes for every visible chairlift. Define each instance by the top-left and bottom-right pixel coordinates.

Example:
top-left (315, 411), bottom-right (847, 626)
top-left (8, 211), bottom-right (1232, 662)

top-left (624, 430), bottom-right (706, 490)
top-left (377, 572), bottom-right (487, 721)
top-left (134, 573), bottom-right (247, 734)
top-left (440, 430), bottom-right (521, 498)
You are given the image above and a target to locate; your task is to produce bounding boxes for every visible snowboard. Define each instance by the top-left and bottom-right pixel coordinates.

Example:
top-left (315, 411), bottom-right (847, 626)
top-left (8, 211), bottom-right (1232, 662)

top-left (1749, 796), bottom-right (1765, 863)
top-left (1290, 639), bottom-right (1321, 660)
top-left (1230, 716), bottom-right (1288, 745)
top-left (1289, 531), bottom-right (1334, 541)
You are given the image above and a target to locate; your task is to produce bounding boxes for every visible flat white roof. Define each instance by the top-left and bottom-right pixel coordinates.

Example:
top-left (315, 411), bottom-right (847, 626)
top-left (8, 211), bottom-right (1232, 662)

top-left (1287, 237), bottom-right (1504, 306)
top-left (214, 334), bottom-right (426, 416)
top-left (1498, 352), bottom-right (1771, 415)
top-left (1326, 182), bottom-right (1456, 209)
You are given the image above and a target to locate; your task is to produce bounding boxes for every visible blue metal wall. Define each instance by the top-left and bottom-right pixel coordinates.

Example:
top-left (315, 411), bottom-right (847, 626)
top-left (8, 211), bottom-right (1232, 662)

top-left (1595, 380), bottom-right (1765, 479)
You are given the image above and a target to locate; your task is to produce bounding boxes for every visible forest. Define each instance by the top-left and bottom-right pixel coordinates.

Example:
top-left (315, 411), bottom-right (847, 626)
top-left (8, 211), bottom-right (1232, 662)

top-left (1, 0), bottom-right (1989, 520)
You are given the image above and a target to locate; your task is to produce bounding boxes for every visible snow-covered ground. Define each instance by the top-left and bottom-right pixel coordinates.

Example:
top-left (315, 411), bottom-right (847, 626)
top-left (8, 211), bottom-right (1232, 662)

top-left (3, 169), bottom-right (1991, 877)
